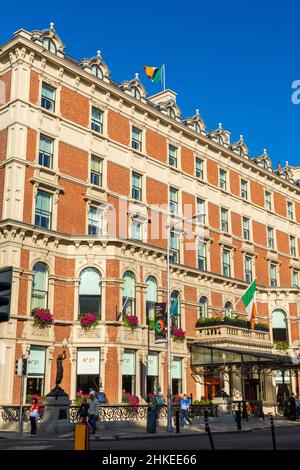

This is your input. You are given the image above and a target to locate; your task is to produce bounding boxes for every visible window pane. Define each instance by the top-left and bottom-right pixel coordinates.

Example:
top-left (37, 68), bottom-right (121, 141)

top-left (79, 268), bottom-right (101, 295)
top-left (123, 272), bottom-right (135, 298)
top-left (146, 277), bottom-right (157, 302)
top-left (79, 296), bottom-right (101, 315)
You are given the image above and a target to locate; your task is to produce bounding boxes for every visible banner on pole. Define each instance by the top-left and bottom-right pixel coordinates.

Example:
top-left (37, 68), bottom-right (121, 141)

top-left (154, 302), bottom-right (167, 344)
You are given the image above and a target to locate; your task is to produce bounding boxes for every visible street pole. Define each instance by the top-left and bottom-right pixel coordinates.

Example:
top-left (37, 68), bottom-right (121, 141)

top-left (166, 230), bottom-right (173, 432)
top-left (165, 212), bottom-right (200, 432)
top-left (18, 374), bottom-right (24, 439)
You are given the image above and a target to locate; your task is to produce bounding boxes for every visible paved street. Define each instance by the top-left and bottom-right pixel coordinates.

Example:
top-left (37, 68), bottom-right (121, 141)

top-left (0, 424), bottom-right (300, 450)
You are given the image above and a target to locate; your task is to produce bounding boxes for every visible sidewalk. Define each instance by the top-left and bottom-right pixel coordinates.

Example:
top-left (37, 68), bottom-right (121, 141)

top-left (1, 416), bottom-right (299, 441)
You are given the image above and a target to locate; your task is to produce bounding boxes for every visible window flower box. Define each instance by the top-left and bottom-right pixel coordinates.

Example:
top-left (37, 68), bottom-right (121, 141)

top-left (123, 314), bottom-right (139, 331)
top-left (171, 327), bottom-right (186, 342)
top-left (195, 316), bottom-right (269, 332)
top-left (79, 313), bottom-right (100, 329)
top-left (122, 392), bottom-right (140, 411)
top-left (32, 308), bottom-right (54, 328)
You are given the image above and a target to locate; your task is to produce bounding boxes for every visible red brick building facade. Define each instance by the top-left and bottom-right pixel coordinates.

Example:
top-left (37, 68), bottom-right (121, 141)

top-left (0, 24), bottom-right (300, 407)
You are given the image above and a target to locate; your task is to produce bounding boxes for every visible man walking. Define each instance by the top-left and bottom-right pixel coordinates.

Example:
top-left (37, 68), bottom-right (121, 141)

top-left (180, 394), bottom-right (192, 426)
top-left (88, 391), bottom-right (99, 434)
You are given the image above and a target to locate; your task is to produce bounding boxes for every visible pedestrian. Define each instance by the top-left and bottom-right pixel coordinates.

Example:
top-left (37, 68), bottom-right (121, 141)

top-left (88, 391), bottom-right (99, 434)
top-left (180, 394), bottom-right (192, 426)
top-left (29, 398), bottom-right (39, 436)
top-left (79, 397), bottom-right (89, 424)
top-left (289, 393), bottom-right (297, 421)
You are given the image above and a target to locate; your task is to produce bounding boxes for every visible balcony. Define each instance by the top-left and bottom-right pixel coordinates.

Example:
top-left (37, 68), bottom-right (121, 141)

top-left (195, 319), bottom-right (273, 353)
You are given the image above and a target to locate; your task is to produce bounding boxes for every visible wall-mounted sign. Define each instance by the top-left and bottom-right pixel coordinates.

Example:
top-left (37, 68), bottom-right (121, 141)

top-left (122, 350), bottom-right (136, 375)
top-left (27, 347), bottom-right (46, 376)
top-left (147, 352), bottom-right (159, 376)
top-left (77, 348), bottom-right (100, 375)
top-left (171, 357), bottom-right (182, 379)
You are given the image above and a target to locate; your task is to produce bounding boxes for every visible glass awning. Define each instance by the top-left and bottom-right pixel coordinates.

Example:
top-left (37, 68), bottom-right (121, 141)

top-left (190, 343), bottom-right (295, 368)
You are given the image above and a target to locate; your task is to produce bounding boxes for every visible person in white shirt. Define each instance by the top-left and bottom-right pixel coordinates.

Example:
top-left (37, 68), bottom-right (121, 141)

top-left (88, 392), bottom-right (99, 434)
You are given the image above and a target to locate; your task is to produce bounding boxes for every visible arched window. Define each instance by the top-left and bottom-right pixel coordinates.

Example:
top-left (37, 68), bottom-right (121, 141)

top-left (79, 268), bottom-right (101, 316)
top-left (167, 107), bottom-right (176, 119)
top-left (171, 290), bottom-right (180, 328)
top-left (42, 37), bottom-right (56, 54)
top-left (199, 296), bottom-right (208, 319)
top-left (31, 263), bottom-right (48, 310)
top-left (91, 64), bottom-right (103, 79)
top-left (146, 276), bottom-right (157, 326)
top-left (272, 309), bottom-right (289, 343)
top-left (224, 301), bottom-right (233, 318)
top-left (122, 271), bottom-right (136, 316)
top-left (131, 87), bottom-right (141, 100)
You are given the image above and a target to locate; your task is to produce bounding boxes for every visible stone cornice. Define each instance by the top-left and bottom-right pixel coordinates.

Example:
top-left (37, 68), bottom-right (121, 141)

top-left (1, 34), bottom-right (300, 197)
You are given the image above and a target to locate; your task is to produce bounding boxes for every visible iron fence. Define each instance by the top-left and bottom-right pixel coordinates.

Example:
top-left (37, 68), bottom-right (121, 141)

top-left (1, 404), bottom-right (218, 424)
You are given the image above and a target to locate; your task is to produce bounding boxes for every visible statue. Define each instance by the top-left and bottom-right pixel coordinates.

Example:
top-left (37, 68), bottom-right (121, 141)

top-left (55, 350), bottom-right (66, 389)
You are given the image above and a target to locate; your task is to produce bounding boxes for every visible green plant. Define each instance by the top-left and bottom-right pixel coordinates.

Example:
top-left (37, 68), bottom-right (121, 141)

top-left (193, 399), bottom-right (212, 405)
top-left (254, 322), bottom-right (269, 331)
top-left (196, 317), bottom-right (220, 325)
top-left (274, 341), bottom-right (289, 351)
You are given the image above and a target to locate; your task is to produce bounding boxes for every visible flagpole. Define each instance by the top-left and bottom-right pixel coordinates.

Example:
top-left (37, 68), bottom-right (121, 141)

top-left (163, 64), bottom-right (166, 91)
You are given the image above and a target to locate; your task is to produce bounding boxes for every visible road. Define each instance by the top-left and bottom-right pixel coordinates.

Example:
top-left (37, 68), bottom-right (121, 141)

top-left (0, 426), bottom-right (300, 450)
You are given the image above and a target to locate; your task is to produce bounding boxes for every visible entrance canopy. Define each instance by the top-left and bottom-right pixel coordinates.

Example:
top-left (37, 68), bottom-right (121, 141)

top-left (190, 343), bottom-right (299, 374)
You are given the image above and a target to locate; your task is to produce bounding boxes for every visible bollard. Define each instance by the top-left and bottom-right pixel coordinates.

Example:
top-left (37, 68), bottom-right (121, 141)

top-left (204, 409), bottom-right (215, 450)
top-left (235, 405), bottom-right (242, 431)
top-left (269, 414), bottom-right (277, 450)
top-left (74, 423), bottom-right (90, 450)
top-left (242, 400), bottom-right (248, 420)
top-left (175, 410), bottom-right (180, 433)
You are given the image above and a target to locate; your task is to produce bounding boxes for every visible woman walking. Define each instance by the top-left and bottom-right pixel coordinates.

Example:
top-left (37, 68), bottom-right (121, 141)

top-left (29, 398), bottom-right (39, 436)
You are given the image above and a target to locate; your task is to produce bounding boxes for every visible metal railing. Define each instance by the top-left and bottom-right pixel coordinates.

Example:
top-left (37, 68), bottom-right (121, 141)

top-left (1, 404), bottom-right (218, 424)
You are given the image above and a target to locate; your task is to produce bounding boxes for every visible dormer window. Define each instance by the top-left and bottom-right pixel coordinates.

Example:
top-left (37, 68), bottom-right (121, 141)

top-left (167, 107), bottom-right (176, 119)
top-left (130, 87), bottom-right (141, 100)
top-left (42, 37), bottom-right (56, 54)
top-left (217, 135), bottom-right (223, 145)
top-left (194, 122), bottom-right (201, 133)
top-left (91, 64), bottom-right (103, 79)
top-left (238, 147), bottom-right (244, 157)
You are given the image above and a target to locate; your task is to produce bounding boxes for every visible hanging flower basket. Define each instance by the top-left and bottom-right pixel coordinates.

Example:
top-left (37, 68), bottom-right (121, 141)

top-left (123, 314), bottom-right (139, 331)
top-left (32, 308), bottom-right (54, 329)
top-left (79, 313), bottom-right (100, 329)
top-left (171, 327), bottom-right (186, 342)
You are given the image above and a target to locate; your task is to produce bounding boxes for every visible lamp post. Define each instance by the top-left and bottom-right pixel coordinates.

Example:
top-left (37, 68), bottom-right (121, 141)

top-left (166, 212), bottom-right (201, 433)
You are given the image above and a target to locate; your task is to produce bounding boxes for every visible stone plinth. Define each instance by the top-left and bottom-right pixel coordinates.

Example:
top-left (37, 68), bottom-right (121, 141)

top-left (39, 388), bottom-right (73, 433)
top-left (212, 395), bottom-right (235, 424)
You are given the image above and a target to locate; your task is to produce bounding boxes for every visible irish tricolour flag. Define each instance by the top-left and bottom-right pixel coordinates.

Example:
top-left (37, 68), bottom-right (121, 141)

top-left (143, 65), bottom-right (163, 84)
top-left (241, 279), bottom-right (257, 329)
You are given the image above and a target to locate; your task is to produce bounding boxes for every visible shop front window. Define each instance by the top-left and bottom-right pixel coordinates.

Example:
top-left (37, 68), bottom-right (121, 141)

top-left (26, 346), bottom-right (46, 399)
top-left (122, 349), bottom-right (136, 395)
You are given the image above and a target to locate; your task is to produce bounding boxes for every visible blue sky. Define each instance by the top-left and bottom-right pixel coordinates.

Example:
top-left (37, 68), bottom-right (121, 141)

top-left (1, 0), bottom-right (300, 167)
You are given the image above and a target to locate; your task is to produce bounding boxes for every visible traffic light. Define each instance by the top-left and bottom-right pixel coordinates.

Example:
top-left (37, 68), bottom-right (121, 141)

top-left (15, 357), bottom-right (27, 377)
top-left (0, 267), bottom-right (12, 322)
top-left (22, 357), bottom-right (28, 377)
top-left (15, 358), bottom-right (22, 376)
